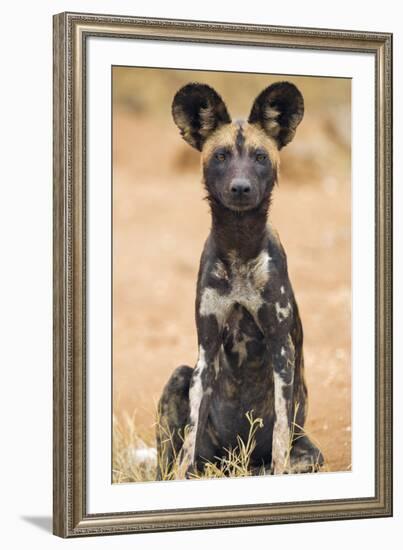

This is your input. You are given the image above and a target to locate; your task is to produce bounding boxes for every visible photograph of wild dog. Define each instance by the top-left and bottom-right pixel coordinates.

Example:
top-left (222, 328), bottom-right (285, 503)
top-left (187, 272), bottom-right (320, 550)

top-left (112, 67), bottom-right (351, 483)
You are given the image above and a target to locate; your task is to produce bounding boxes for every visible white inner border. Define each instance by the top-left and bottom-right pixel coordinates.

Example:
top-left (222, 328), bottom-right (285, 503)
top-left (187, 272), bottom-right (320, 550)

top-left (87, 37), bottom-right (375, 514)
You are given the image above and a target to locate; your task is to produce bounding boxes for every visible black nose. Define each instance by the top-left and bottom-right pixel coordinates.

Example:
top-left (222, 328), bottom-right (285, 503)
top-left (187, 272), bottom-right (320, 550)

top-left (230, 178), bottom-right (251, 196)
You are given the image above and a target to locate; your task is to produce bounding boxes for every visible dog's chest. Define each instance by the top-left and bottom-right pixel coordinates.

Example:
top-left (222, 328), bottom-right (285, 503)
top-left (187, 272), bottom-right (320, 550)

top-left (199, 250), bottom-right (271, 323)
top-left (217, 250), bottom-right (270, 309)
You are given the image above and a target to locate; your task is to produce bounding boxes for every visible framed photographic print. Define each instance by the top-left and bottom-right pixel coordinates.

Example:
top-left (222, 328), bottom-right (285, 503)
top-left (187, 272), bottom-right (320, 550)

top-left (53, 12), bottom-right (392, 537)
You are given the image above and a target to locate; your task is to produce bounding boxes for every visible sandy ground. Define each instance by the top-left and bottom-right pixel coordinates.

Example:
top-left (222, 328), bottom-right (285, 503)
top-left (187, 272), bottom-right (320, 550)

top-left (113, 109), bottom-right (351, 474)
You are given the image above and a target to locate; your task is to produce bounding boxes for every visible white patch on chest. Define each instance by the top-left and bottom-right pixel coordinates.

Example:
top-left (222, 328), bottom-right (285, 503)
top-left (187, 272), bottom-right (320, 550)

top-left (200, 250), bottom-right (271, 320)
top-left (199, 287), bottom-right (232, 323)
top-left (241, 250), bottom-right (271, 292)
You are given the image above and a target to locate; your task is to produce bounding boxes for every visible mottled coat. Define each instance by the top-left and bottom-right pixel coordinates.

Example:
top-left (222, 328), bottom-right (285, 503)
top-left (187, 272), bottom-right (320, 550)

top-left (156, 82), bottom-right (324, 479)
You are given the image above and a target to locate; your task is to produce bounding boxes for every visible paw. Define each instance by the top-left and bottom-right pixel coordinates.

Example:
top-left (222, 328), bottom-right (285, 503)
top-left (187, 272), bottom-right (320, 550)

top-left (289, 439), bottom-right (325, 474)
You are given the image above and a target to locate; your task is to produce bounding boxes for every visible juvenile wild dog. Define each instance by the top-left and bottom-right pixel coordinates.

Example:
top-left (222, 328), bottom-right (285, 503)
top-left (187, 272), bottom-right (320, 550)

top-left (156, 82), bottom-right (324, 479)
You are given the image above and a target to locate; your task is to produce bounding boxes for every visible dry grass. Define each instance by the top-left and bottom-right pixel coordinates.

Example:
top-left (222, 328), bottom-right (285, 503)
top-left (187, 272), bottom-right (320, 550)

top-left (112, 406), bottom-right (326, 483)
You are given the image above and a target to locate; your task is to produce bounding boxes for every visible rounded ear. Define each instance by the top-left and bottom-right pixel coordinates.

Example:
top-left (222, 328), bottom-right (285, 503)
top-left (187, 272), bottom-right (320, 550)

top-left (172, 83), bottom-right (231, 150)
top-left (248, 82), bottom-right (304, 149)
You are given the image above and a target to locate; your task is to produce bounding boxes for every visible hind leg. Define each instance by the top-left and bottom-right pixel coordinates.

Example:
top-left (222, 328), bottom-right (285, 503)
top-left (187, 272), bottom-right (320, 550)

top-left (156, 365), bottom-right (193, 480)
top-left (289, 434), bottom-right (324, 473)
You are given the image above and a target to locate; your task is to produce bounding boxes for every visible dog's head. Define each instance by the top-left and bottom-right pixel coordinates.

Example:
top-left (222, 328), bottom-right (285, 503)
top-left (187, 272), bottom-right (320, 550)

top-left (172, 82), bottom-right (304, 212)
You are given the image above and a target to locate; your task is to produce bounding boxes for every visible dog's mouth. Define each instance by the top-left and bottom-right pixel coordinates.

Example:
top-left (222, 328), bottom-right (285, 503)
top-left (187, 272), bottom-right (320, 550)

top-left (227, 203), bottom-right (256, 212)
top-left (222, 194), bottom-right (260, 212)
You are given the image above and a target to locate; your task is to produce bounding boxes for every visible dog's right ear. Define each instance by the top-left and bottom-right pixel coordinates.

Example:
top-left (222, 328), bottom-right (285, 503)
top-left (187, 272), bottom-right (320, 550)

top-left (172, 83), bottom-right (231, 151)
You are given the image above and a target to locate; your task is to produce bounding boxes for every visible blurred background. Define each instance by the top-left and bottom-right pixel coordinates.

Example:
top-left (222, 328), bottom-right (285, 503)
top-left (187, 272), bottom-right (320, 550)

top-left (112, 67), bottom-right (351, 476)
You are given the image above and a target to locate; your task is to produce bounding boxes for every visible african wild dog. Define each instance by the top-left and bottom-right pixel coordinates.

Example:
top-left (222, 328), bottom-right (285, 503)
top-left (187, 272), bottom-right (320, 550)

top-left (156, 81), bottom-right (324, 479)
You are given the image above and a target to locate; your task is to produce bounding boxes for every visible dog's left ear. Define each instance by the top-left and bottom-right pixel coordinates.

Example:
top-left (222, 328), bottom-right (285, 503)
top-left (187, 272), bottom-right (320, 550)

top-left (248, 82), bottom-right (304, 149)
top-left (172, 83), bottom-right (231, 151)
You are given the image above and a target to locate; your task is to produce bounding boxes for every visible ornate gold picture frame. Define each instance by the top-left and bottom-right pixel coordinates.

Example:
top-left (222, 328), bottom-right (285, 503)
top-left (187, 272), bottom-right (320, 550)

top-left (53, 12), bottom-right (392, 537)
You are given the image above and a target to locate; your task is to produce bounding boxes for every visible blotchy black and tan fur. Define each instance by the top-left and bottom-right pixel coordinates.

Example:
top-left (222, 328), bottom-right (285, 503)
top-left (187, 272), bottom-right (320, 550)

top-left (156, 81), bottom-right (324, 479)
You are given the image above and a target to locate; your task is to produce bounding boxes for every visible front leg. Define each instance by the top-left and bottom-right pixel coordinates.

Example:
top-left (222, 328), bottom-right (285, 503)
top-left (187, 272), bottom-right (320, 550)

top-left (271, 334), bottom-right (295, 474)
top-left (255, 302), bottom-right (295, 475)
top-left (177, 285), bottom-right (231, 479)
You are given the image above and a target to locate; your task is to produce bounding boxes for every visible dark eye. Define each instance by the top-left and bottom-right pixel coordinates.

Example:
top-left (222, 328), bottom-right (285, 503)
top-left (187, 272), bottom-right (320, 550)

top-left (256, 153), bottom-right (267, 163)
top-left (215, 152), bottom-right (226, 162)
